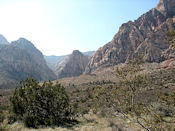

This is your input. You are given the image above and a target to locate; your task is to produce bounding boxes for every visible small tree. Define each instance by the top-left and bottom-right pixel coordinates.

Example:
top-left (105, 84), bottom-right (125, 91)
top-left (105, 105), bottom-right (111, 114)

top-left (116, 55), bottom-right (150, 130)
top-left (115, 54), bottom-right (175, 130)
top-left (9, 78), bottom-right (76, 128)
top-left (116, 55), bottom-right (146, 110)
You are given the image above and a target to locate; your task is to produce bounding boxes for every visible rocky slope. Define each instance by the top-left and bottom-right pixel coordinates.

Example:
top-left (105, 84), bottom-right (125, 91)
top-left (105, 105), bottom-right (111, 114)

top-left (85, 0), bottom-right (175, 74)
top-left (44, 55), bottom-right (67, 71)
top-left (56, 50), bottom-right (89, 79)
top-left (45, 51), bottom-right (94, 71)
top-left (0, 37), bottom-right (56, 89)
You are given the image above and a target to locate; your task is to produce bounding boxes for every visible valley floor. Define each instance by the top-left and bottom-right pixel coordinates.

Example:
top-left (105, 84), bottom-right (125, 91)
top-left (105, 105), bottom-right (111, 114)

top-left (2, 113), bottom-right (149, 131)
top-left (1, 61), bottom-right (175, 131)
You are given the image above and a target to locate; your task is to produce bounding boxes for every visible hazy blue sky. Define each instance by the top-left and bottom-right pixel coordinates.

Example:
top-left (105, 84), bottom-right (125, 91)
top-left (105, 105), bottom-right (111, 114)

top-left (0, 0), bottom-right (159, 56)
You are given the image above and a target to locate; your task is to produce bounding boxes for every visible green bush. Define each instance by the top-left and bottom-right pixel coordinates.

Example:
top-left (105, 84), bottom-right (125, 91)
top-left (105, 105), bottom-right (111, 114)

top-left (9, 78), bottom-right (76, 128)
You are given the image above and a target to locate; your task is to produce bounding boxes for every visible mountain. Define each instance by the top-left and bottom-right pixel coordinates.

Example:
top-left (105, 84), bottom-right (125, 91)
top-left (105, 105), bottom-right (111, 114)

top-left (0, 34), bottom-right (9, 45)
top-left (55, 50), bottom-right (89, 79)
top-left (44, 51), bottom-right (94, 71)
top-left (44, 55), bottom-right (68, 71)
top-left (85, 0), bottom-right (175, 74)
top-left (0, 37), bottom-right (56, 89)
top-left (83, 51), bottom-right (95, 57)
top-left (156, 0), bottom-right (175, 17)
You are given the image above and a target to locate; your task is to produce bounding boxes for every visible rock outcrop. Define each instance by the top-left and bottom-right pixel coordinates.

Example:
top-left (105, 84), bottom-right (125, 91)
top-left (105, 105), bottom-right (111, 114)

top-left (85, 0), bottom-right (175, 74)
top-left (56, 50), bottom-right (89, 79)
top-left (156, 0), bottom-right (175, 17)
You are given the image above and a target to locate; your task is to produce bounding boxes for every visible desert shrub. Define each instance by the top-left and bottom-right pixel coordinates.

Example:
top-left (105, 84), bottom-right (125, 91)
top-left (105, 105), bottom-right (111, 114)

top-left (0, 106), bottom-right (5, 131)
top-left (0, 112), bottom-right (4, 123)
top-left (167, 30), bottom-right (175, 41)
top-left (167, 30), bottom-right (175, 48)
top-left (158, 92), bottom-right (175, 117)
top-left (0, 105), bottom-right (6, 124)
top-left (9, 78), bottom-right (76, 128)
top-left (115, 55), bottom-right (175, 130)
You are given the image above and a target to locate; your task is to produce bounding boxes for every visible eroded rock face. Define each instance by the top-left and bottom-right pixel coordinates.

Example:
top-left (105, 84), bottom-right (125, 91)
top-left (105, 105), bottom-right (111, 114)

top-left (11, 38), bottom-right (57, 81)
top-left (56, 50), bottom-right (89, 79)
top-left (85, 0), bottom-right (175, 74)
top-left (0, 37), bottom-right (56, 88)
top-left (156, 0), bottom-right (175, 17)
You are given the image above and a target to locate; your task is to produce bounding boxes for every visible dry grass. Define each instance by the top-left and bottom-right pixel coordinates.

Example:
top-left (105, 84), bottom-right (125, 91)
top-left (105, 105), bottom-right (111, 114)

top-left (1, 61), bottom-right (175, 131)
top-left (55, 66), bottom-right (117, 87)
top-left (4, 113), bottom-right (175, 131)
top-left (5, 113), bottom-right (144, 131)
top-left (55, 62), bottom-right (163, 87)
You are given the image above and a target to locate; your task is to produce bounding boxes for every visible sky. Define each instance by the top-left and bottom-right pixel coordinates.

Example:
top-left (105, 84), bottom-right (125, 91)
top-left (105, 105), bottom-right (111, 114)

top-left (0, 0), bottom-right (159, 56)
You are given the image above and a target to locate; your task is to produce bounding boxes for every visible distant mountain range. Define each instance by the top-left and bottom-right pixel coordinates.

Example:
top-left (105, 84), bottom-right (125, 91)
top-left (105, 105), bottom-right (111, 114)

top-left (0, 36), bottom-right (56, 89)
top-left (0, 33), bottom-right (94, 89)
top-left (0, 0), bottom-right (175, 88)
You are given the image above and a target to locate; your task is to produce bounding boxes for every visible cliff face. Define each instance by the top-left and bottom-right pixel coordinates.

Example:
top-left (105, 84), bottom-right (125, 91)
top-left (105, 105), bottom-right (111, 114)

top-left (156, 0), bottom-right (175, 17)
top-left (85, 0), bottom-right (175, 74)
top-left (56, 50), bottom-right (89, 79)
top-left (0, 37), bottom-right (56, 89)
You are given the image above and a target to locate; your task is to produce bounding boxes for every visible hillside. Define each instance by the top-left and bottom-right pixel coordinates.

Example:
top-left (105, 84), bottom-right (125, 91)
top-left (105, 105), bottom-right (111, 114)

top-left (0, 37), bottom-right (56, 89)
top-left (56, 50), bottom-right (90, 79)
top-left (1, 60), bottom-right (175, 130)
top-left (0, 0), bottom-right (175, 131)
top-left (85, 0), bottom-right (175, 74)
top-left (44, 51), bottom-right (94, 71)
top-left (44, 55), bottom-right (68, 71)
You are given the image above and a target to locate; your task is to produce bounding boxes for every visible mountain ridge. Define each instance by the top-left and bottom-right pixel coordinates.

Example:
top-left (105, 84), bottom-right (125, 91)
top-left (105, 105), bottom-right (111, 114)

top-left (156, 0), bottom-right (175, 17)
top-left (85, 0), bottom-right (175, 74)
top-left (0, 36), bottom-right (56, 89)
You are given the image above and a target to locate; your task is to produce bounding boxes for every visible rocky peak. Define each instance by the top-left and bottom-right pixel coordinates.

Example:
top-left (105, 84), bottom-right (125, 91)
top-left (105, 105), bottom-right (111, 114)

top-left (18, 37), bottom-right (30, 42)
top-left (72, 50), bottom-right (82, 55)
top-left (0, 35), bottom-right (57, 88)
top-left (156, 0), bottom-right (175, 17)
top-left (12, 37), bottom-right (35, 49)
top-left (85, 0), bottom-right (175, 74)
top-left (11, 38), bottom-right (44, 64)
top-left (0, 34), bottom-right (9, 45)
top-left (56, 50), bottom-right (89, 79)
